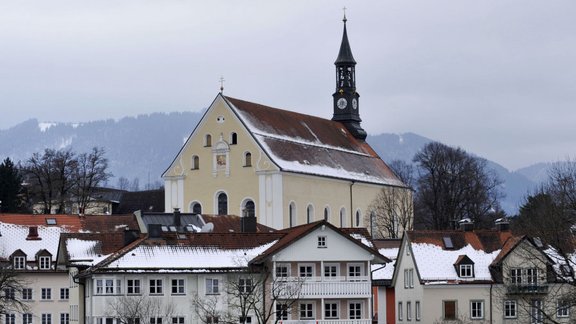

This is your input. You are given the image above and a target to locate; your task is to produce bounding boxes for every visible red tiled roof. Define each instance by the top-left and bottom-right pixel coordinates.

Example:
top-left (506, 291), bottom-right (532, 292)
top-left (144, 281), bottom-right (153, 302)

top-left (201, 214), bottom-right (276, 233)
top-left (0, 214), bottom-right (139, 233)
top-left (407, 230), bottom-right (513, 253)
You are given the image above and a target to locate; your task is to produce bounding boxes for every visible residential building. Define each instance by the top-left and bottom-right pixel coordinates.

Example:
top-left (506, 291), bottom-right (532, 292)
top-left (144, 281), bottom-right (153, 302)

top-left (162, 16), bottom-right (410, 231)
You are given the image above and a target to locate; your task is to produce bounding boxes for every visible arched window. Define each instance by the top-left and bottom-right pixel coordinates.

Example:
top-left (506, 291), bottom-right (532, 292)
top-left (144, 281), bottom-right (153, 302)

top-left (324, 207), bottom-right (329, 221)
top-left (192, 155), bottom-right (199, 170)
top-left (190, 202), bottom-right (202, 214)
top-left (243, 200), bottom-right (255, 218)
top-left (289, 202), bottom-right (296, 227)
top-left (244, 152), bottom-right (252, 167)
top-left (355, 210), bottom-right (361, 227)
top-left (217, 192), bottom-right (228, 215)
top-left (231, 132), bottom-right (238, 145)
top-left (307, 205), bottom-right (314, 224)
top-left (205, 134), bottom-right (212, 147)
top-left (340, 208), bottom-right (346, 227)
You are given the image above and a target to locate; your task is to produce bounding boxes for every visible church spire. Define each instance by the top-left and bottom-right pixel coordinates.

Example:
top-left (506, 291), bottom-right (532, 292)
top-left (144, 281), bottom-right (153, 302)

top-left (332, 12), bottom-right (366, 140)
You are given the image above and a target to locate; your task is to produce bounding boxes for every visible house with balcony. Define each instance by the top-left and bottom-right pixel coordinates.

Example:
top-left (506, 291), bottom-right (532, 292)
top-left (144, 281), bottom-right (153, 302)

top-left (392, 219), bottom-right (576, 324)
top-left (67, 219), bottom-right (388, 324)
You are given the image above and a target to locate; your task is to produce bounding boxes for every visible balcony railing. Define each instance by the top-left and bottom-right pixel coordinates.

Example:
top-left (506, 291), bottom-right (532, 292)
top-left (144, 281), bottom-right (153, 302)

top-left (273, 276), bottom-right (371, 299)
top-left (279, 320), bottom-right (371, 324)
top-left (506, 283), bottom-right (548, 295)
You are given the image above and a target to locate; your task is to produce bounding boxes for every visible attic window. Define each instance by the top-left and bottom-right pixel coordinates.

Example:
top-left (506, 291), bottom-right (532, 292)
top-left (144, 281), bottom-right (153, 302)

top-left (318, 236), bottom-right (327, 248)
top-left (45, 218), bottom-right (57, 225)
top-left (13, 256), bottom-right (25, 270)
top-left (39, 256), bottom-right (51, 270)
top-left (459, 264), bottom-right (473, 278)
top-left (443, 236), bottom-right (454, 249)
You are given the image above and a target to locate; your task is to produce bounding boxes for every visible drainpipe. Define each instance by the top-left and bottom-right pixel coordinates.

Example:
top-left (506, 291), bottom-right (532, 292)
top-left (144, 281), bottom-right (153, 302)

top-left (349, 181), bottom-right (355, 226)
top-left (489, 283), bottom-right (493, 324)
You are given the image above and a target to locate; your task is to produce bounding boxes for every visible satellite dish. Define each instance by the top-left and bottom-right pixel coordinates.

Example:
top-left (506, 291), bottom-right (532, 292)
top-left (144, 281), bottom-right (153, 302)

top-left (201, 222), bottom-right (214, 233)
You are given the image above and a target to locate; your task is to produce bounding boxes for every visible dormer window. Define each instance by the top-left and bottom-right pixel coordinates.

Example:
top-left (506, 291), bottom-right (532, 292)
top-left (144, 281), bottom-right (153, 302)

top-left (459, 264), bottom-right (473, 278)
top-left (454, 255), bottom-right (475, 278)
top-left (39, 256), bottom-right (51, 270)
top-left (13, 256), bottom-right (25, 269)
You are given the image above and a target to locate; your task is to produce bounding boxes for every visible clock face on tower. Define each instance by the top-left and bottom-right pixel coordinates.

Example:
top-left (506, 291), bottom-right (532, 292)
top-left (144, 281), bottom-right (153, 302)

top-left (352, 98), bottom-right (358, 110)
top-left (337, 98), bottom-right (348, 109)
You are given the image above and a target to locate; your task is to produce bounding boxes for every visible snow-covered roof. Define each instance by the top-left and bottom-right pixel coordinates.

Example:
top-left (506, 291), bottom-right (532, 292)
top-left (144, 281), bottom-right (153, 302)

top-left (64, 237), bottom-right (110, 266)
top-left (225, 96), bottom-right (406, 187)
top-left (0, 222), bottom-right (65, 261)
top-left (96, 241), bottom-right (278, 272)
top-left (372, 246), bottom-right (399, 281)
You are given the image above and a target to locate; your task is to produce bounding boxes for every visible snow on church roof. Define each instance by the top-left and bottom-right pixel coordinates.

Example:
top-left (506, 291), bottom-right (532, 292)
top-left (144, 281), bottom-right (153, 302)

top-left (224, 96), bottom-right (406, 187)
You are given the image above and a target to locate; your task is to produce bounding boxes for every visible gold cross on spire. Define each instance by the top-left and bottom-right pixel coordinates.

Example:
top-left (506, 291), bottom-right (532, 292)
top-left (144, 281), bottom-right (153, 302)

top-left (219, 76), bottom-right (225, 93)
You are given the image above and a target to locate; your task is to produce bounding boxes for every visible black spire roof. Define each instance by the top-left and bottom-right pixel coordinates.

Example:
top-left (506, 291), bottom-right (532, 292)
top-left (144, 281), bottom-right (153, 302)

top-left (335, 15), bottom-right (356, 65)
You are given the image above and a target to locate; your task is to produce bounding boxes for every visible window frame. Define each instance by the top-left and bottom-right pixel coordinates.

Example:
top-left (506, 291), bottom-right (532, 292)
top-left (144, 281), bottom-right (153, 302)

top-left (13, 256), bottom-right (26, 270)
top-left (60, 314), bottom-right (69, 324)
top-left (459, 264), bottom-right (473, 278)
top-left (206, 278), bottom-right (219, 295)
top-left (5, 314), bottom-right (15, 324)
top-left (415, 301), bottom-right (421, 321)
top-left (22, 288), bottom-right (33, 301)
top-left (23, 313), bottom-right (33, 324)
top-left (60, 288), bottom-right (69, 300)
top-left (127, 279), bottom-right (141, 295)
top-left (317, 236), bottom-right (327, 248)
top-left (276, 303), bottom-right (289, 321)
top-left (557, 299), bottom-right (570, 318)
top-left (324, 301), bottom-right (339, 319)
top-left (398, 301), bottom-right (403, 321)
top-left (149, 279), bottom-right (163, 295)
top-left (275, 264), bottom-right (290, 278)
top-left (41, 314), bottom-right (52, 324)
top-left (299, 302), bottom-right (314, 320)
top-left (324, 263), bottom-right (339, 279)
top-left (470, 300), bottom-right (484, 320)
top-left (238, 278), bottom-right (253, 294)
top-left (443, 300), bottom-right (457, 320)
top-left (349, 301), bottom-right (362, 320)
top-left (298, 263), bottom-right (315, 278)
top-left (407, 301), bottom-right (412, 321)
top-left (39, 256), bottom-right (51, 270)
top-left (504, 300), bottom-right (517, 319)
top-left (171, 279), bottom-right (185, 295)
top-left (41, 288), bottom-right (52, 300)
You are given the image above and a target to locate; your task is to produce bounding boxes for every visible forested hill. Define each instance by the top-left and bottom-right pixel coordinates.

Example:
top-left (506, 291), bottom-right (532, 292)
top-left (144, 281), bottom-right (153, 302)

top-left (0, 113), bottom-right (546, 215)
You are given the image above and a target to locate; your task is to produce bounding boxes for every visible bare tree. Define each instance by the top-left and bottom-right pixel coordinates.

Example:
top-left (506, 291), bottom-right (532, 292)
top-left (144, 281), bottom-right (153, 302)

top-left (413, 142), bottom-right (503, 230)
top-left (72, 147), bottom-right (112, 213)
top-left (105, 295), bottom-right (176, 324)
top-left (117, 177), bottom-right (130, 191)
top-left (367, 187), bottom-right (413, 238)
top-left (0, 266), bottom-right (29, 315)
top-left (192, 270), bottom-right (304, 324)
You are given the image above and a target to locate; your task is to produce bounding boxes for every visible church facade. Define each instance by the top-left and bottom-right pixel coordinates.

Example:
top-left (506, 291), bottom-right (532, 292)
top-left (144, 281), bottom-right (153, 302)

top-left (163, 17), bottom-right (411, 231)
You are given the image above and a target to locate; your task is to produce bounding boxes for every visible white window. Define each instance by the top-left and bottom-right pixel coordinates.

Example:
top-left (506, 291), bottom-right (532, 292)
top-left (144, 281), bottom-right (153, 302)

top-left (470, 300), bottom-right (484, 319)
top-left (150, 318), bottom-right (162, 324)
top-left (415, 301), bottom-right (421, 321)
top-left (23, 314), bottom-right (33, 324)
top-left (510, 268), bottom-right (522, 284)
top-left (239, 278), bottom-right (253, 294)
top-left (299, 302), bottom-right (314, 319)
top-left (22, 288), bottom-right (32, 300)
top-left (350, 301), bottom-right (362, 319)
top-left (5, 314), bottom-right (15, 324)
top-left (504, 300), bottom-right (517, 319)
top-left (171, 279), bottom-right (185, 295)
top-left (407, 301), bottom-right (412, 321)
top-left (276, 264), bottom-right (290, 277)
top-left (4, 288), bottom-right (15, 300)
top-left (13, 256), bottom-right (25, 269)
top-left (557, 300), bottom-right (570, 318)
top-left (324, 301), bottom-right (339, 319)
top-left (60, 314), bottom-right (69, 324)
top-left (42, 314), bottom-right (52, 324)
top-left (60, 288), bottom-right (69, 300)
top-left (41, 288), bottom-right (51, 300)
top-left (398, 302), bottom-right (403, 321)
top-left (324, 263), bottom-right (339, 279)
top-left (526, 268), bottom-right (538, 284)
top-left (39, 256), bottom-right (51, 270)
top-left (348, 263), bottom-right (364, 280)
top-left (404, 269), bottom-right (414, 288)
top-left (276, 304), bottom-right (289, 321)
top-left (127, 279), bottom-right (141, 294)
top-left (317, 236), bottom-right (327, 248)
top-left (459, 264), bottom-right (473, 277)
top-left (298, 264), bottom-right (314, 277)
top-left (206, 278), bottom-right (219, 294)
top-left (171, 317), bottom-right (184, 324)
top-left (95, 279), bottom-right (121, 295)
top-left (149, 279), bottom-right (163, 295)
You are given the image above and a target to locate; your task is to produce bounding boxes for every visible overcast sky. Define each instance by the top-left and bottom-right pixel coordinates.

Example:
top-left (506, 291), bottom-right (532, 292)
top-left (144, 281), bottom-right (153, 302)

top-left (1, 1), bottom-right (574, 170)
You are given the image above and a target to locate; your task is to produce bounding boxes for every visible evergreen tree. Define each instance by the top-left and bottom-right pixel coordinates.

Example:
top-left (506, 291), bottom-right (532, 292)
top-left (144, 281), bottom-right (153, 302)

top-left (0, 157), bottom-right (23, 212)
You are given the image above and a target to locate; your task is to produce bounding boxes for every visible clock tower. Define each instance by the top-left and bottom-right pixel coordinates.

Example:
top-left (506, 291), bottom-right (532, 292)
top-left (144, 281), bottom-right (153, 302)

top-left (332, 14), bottom-right (366, 140)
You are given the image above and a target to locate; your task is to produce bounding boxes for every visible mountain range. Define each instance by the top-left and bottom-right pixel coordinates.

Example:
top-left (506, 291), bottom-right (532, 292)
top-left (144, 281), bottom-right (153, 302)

top-left (0, 112), bottom-right (550, 215)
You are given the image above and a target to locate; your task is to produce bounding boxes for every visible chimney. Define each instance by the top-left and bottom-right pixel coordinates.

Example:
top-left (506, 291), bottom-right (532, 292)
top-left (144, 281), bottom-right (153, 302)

top-left (458, 218), bottom-right (474, 232)
top-left (173, 208), bottom-right (181, 227)
top-left (494, 218), bottom-right (510, 232)
top-left (26, 226), bottom-right (41, 240)
top-left (241, 209), bottom-right (257, 233)
top-left (148, 224), bottom-right (163, 238)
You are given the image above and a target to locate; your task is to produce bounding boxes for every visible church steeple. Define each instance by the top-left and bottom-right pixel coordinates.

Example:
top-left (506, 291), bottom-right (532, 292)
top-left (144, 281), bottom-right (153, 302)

top-left (332, 13), bottom-right (366, 140)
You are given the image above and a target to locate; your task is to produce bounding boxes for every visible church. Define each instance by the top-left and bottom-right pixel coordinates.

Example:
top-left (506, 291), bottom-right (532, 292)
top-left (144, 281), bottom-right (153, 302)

top-left (162, 16), bottom-right (411, 231)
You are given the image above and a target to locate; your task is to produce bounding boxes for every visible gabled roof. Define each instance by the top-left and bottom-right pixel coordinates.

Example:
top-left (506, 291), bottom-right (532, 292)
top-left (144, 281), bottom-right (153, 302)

top-left (223, 96), bottom-right (406, 187)
top-left (405, 230), bottom-right (514, 284)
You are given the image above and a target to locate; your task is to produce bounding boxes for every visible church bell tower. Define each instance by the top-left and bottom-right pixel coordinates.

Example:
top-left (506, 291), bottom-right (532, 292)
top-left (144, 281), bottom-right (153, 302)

top-left (332, 14), bottom-right (367, 140)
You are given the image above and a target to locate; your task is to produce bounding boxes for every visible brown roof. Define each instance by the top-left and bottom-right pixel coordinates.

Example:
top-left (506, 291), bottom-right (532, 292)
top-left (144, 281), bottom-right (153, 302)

top-left (116, 189), bottom-right (164, 214)
top-left (201, 214), bottom-right (276, 233)
top-left (224, 96), bottom-right (406, 187)
top-left (407, 230), bottom-right (513, 253)
top-left (0, 214), bottom-right (139, 233)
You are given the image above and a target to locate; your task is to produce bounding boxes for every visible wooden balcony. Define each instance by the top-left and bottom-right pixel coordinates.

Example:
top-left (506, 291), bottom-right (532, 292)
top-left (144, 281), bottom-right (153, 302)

top-left (273, 276), bottom-right (371, 299)
top-left (506, 283), bottom-right (548, 295)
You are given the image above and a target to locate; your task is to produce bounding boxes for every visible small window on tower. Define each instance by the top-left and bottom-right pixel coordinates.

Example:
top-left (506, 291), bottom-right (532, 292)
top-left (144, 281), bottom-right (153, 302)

top-left (205, 134), bottom-right (212, 147)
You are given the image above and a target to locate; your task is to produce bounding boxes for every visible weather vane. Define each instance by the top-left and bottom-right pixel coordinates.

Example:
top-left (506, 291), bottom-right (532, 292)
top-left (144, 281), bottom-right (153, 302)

top-left (219, 76), bottom-right (225, 93)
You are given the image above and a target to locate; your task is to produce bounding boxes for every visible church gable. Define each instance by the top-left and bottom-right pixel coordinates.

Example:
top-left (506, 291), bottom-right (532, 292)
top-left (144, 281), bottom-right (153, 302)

top-left (162, 94), bottom-right (278, 179)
